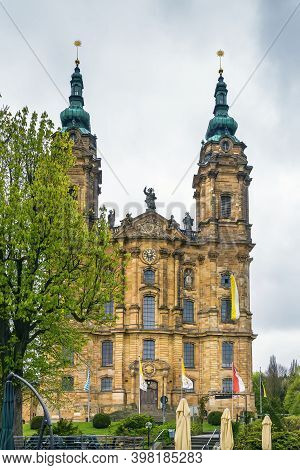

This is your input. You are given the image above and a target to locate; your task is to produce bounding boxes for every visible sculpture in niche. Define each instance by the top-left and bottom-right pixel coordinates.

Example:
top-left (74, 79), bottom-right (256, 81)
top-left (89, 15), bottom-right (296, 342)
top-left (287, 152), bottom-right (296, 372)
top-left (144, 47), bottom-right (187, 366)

top-left (144, 187), bottom-right (157, 211)
top-left (184, 268), bottom-right (193, 289)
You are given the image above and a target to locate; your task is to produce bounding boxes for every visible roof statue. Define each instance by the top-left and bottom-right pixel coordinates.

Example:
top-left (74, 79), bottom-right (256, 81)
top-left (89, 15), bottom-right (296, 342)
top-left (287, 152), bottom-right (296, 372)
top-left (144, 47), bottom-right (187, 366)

top-left (144, 187), bottom-right (157, 211)
top-left (108, 209), bottom-right (115, 229)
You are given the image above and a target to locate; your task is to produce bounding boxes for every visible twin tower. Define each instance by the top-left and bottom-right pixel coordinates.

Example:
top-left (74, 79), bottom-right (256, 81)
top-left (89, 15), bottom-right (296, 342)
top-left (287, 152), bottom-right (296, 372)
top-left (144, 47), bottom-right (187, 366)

top-left (57, 55), bottom-right (256, 419)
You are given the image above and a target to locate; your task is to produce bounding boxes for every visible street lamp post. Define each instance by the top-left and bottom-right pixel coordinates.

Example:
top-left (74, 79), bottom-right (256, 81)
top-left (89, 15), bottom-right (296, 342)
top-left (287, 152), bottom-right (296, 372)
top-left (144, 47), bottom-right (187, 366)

top-left (145, 421), bottom-right (153, 449)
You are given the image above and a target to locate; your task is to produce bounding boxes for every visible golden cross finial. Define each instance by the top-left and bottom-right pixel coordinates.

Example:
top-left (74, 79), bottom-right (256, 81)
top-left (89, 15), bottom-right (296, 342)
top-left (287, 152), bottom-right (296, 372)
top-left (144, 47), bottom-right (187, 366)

top-left (74, 40), bottom-right (82, 66)
top-left (216, 50), bottom-right (224, 75)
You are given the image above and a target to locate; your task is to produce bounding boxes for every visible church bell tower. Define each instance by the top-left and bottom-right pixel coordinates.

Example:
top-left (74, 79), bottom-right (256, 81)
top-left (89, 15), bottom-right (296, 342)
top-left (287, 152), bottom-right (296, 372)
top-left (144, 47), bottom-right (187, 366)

top-left (60, 42), bottom-right (101, 220)
top-left (192, 52), bottom-right (255, 409)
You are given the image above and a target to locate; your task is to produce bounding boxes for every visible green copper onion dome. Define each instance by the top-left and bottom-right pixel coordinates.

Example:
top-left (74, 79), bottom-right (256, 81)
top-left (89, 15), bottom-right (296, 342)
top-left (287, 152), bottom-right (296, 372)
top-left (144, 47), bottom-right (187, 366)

top-left (205, 72), bottom-right (239, 142)
top-left (60, 63), bottom-right (91, 134)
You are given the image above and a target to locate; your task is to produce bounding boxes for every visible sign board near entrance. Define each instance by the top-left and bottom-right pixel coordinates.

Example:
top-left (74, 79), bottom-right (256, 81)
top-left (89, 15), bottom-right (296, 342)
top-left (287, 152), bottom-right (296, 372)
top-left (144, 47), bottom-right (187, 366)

top-left (160, 395), bottom-right (168, 405)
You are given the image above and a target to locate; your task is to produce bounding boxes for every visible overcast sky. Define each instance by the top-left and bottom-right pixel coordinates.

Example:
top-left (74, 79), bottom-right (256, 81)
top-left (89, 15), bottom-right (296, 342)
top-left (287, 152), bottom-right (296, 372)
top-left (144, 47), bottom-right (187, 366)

top-left (1, 0), bottom-right (299, 372)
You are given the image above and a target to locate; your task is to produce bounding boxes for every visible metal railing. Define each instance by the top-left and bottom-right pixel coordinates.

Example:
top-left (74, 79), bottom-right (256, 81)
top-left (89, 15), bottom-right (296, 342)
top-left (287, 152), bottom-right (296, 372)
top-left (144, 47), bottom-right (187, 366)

top-left (201, 429), bottom-right (219, 450)
top-left (14, 435), bottom-right (145, 450)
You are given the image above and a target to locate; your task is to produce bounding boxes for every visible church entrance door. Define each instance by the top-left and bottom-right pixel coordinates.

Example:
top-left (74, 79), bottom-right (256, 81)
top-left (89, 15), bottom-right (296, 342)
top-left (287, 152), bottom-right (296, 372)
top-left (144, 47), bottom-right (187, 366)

top-left (140, 380), bottom-right (158, 411)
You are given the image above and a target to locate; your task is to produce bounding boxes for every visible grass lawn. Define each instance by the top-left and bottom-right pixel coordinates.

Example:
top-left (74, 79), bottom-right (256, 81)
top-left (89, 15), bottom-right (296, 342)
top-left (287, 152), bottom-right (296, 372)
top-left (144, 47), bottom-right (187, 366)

top-left (23, 419), bottom-right (218, 437)
top-left (23, 421), bottom-right (119, 437)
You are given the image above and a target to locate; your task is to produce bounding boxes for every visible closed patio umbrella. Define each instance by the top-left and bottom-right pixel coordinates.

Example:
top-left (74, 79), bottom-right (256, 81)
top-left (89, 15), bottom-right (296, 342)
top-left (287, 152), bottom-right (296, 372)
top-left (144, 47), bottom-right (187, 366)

top-left (0, 380), bottom-right (15, 450)
top-left (174, 398), bottom-right (191, 450)
top-left (220, 408), bottom-right (233, 450)
top-left (262, 415), bottom-right (272, 450)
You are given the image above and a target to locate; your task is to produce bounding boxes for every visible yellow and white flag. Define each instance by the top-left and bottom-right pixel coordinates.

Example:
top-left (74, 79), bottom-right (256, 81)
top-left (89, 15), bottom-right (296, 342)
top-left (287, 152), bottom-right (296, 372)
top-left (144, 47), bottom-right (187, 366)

top-left (182, 361), bottom-right (193, 390)
top-left (230, 274), bottom-right (240, 320)
top-left (139, 358), bottom-right (147, 391)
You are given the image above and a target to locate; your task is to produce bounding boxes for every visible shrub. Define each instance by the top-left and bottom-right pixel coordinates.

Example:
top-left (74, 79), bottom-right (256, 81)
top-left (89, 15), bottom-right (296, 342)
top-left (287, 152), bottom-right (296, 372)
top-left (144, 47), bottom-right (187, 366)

top-left (52, 418), bottom-right (80, 436)
top-left (92, 413), bottom-right (111, 429)
top-left (284, 415), bottom-right (300, 431)
top-left (207, 411), bottom-right (222, 426)
top-left (30, 416), bottom-right (44, 430)
top-left (234, 420), bottom-right (300, 450)
top-left (115, 414), bottom-right (154, 435)
top-left (191, 420), bottom-right (203, 436)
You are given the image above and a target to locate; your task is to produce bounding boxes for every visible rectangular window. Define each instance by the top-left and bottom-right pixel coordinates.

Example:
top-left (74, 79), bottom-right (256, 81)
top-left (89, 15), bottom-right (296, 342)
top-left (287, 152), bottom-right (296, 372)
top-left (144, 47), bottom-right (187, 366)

top-left (104, 301), bottom-right (114, 315)
top-left (102, 341), bottom-right (113, 366)
top-left (144, 269), bottom-right (155, 285)
top-left (221, 195), bottom-right (231, 218)
top-left (62, 376), bottom-right (74, 392)
top-left (183, 299), bottom-right (194, 323)
top-left (221, 299), bottom-right (231, 323)
top-left (143, 296), bottom-right (155, 329)
top-left (222, 342), bottom-right (233, 368)
top-left (101, 377), bottom-right (112, 391)
top-left (222, 378), bottom-right (233, 393)
top-left (143, 340), bottom-right (155, 360)
top-left (62, 348), bottom-right (74, 366)
top-left (184, 343), bottom-right (195, 368)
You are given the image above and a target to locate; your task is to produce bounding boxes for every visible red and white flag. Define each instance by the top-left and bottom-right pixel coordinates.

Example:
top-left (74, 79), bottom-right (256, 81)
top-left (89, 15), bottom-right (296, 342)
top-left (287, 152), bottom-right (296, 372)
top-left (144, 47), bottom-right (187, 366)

top-left (232, 364), bottom-right (245, 393)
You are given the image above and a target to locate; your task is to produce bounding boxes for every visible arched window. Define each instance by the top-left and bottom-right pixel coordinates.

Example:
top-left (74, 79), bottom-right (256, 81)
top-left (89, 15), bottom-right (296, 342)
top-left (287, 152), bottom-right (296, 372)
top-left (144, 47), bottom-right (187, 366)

top-left (143, 296), bottom-right (155, 329)
top-left (221, 194), bottom-right (231, 218)
top-left (183, 299), bottom-right (194, 323)
top-left (219, 93), bottom-right (224, 104)
top-left (221, 299), bottom-right (231, 323)
top-left (62, 376), bottom-right (74, 391)
top-left (143, 339), bottom-right (155, 360)
top-left (104, 300), bottom-right (114, 315)
top-left (102, 341), bottom-right (113, 366)
top-left (222, 342), bottom-right (233, 368)
top-left (101, 377), bottom-right (112, 391)
top-left (183, 343), bottom-right (195, 368)
top-left (144, 269), bottom-right (155, 285)
top-left (221, 273), bottom-right (231, 288)
top-left (222, 378), bottom-right (232, 393)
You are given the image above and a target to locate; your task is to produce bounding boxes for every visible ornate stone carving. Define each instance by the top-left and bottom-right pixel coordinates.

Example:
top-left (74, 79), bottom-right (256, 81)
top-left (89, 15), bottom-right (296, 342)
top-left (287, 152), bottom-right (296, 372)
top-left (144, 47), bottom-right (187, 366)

top-left (198, 255), bottom-right (205, 264)
top-left (136, 216), bottom-right (165, 237)
top-left (208, 251), bottom-right (219, 261)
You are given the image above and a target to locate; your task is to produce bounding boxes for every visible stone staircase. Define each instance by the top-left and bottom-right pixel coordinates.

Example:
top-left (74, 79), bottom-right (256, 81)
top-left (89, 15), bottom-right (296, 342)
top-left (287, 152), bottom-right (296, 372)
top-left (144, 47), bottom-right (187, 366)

top-left (191, 432), bottom-right (220, 450)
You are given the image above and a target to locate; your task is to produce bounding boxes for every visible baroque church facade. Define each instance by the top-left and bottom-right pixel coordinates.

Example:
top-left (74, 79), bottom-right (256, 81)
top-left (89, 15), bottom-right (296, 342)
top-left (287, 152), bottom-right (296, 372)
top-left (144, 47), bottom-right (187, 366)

top-left (53, 56), bottom-right (256, 420)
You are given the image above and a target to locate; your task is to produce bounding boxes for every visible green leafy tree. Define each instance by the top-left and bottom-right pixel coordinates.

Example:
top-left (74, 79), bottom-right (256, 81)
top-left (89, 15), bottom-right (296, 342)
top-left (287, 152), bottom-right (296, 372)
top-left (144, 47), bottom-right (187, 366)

top-left (0, 107), bottom-right (124, 434)
top-left (284, 370), bottom-right (300, 416)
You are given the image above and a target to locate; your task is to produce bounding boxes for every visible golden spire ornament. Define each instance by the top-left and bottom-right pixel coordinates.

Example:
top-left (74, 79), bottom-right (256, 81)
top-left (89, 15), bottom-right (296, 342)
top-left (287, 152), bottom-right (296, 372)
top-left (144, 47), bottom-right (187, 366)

top-left (216, 49), bottom-right (224, 75)
top-left (74, 40), bottom-right (82, 66)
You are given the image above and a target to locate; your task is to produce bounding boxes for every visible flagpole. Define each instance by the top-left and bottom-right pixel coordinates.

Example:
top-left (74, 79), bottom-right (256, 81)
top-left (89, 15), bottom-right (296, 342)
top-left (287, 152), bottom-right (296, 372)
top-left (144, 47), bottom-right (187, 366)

top-left (181, 358), bottom-right (183, 399)
top-left (138, 355), bottom-right (141, 415)
top-left (259, 367), bottom-right (262, 416)
top-left (88, 386), bottom-right (91, 422)
top-left (231, 362), bottom-right (234, 420)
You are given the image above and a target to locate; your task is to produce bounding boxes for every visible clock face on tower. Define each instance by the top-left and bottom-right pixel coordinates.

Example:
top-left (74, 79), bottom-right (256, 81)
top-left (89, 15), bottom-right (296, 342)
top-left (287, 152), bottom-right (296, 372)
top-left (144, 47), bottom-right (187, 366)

top-left (143, 248), bottom-right (157, 264)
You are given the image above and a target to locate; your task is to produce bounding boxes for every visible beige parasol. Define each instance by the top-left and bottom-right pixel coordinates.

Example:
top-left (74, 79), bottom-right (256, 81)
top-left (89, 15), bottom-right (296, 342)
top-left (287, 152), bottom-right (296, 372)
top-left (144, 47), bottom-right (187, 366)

top-left (174, 398), bottom-right (191, 450)
top-left (262, 415), bottom-right (272, 450)
top-left (220, 408), bottom-right (234, 450)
